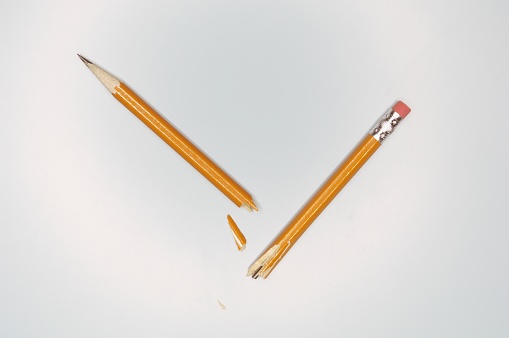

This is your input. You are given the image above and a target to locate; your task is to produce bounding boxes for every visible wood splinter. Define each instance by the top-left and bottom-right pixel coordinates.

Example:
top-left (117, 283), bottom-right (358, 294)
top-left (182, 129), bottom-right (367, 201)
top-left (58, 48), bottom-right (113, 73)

top-left (227, 215), bottom-right (246, 251)
top-left (217, 299), bottom-right (226, 310)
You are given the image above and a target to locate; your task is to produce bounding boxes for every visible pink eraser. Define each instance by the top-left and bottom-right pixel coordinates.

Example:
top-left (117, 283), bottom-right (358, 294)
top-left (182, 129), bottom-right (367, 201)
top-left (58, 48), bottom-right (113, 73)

top-left (392, 101), bottom-right (411, 119)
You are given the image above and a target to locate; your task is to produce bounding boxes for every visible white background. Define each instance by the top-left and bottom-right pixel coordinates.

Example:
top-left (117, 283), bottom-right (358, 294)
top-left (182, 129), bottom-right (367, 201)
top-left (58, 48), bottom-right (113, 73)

top-left (1, 0), bottom-right (508, 337)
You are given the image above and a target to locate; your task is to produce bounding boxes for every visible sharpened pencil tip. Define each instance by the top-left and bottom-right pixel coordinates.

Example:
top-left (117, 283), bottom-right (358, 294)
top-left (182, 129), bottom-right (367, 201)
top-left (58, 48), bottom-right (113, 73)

top-left (77, 54), bottom-right (92, 65)
top-left (77, 54), bottom-right (120, 93)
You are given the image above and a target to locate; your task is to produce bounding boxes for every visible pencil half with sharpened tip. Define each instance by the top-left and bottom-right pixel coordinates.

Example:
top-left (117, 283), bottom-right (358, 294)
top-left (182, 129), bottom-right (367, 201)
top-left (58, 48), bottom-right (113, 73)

top-left (78, 54), bottom-right (258, 211)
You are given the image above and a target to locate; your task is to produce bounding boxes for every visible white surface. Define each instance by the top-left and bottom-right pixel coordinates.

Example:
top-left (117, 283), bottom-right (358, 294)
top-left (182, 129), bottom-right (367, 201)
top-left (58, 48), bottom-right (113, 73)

top-left (1, 0), bottom-right (508, 337)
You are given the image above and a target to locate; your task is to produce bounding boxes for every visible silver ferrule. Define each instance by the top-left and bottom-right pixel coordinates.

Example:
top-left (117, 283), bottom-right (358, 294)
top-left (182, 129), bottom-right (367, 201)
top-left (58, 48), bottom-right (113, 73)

top-left (369, 109), bottom-right (402, 144)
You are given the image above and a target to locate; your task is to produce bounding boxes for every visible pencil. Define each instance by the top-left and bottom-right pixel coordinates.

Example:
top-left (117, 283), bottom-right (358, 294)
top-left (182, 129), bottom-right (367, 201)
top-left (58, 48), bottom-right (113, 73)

top-left (78, 54), bottom-right (258, 211)
top-left (247, 101), bottom-right (412, 279)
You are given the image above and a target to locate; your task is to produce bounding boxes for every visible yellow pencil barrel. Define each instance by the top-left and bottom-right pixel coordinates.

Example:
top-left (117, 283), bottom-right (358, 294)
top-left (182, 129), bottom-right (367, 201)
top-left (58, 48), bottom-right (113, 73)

top-left (248, 102), bottom-right (411, 279)
top-left (113, 83), bottom-right (257, 210)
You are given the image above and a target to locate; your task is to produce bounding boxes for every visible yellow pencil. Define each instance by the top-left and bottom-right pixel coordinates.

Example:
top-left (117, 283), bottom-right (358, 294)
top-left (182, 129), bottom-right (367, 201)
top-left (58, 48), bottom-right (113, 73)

top-left (248, 101), bottom-right (412, 279)
top-left (78, 54), bottom-right (258, 211)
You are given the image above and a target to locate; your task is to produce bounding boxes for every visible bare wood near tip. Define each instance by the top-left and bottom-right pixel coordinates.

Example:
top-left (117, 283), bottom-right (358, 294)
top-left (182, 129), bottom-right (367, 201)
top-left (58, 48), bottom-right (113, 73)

top-left (78, 54), bottom-right (258, 211)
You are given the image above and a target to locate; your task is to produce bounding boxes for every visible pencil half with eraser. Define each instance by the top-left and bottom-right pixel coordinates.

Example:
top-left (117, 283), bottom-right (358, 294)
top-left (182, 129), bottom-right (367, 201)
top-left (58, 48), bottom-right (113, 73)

top-left (248, 101), bottom-right (412, 279)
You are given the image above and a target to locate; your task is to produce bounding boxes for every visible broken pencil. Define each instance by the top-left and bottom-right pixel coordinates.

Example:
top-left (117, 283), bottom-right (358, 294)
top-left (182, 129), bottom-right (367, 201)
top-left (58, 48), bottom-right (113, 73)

top-left (247, 101), bottom-right (412, 279)
top-left (78, 54), bottom-right (258, 211)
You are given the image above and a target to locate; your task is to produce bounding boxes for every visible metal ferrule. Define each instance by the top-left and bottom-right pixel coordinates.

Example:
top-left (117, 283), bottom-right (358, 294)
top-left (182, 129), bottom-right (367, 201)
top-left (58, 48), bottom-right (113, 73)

top-left (369, 109), bottom-right (402, 143)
